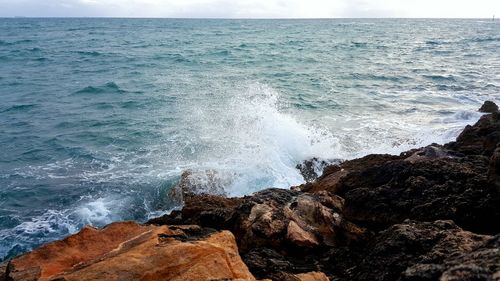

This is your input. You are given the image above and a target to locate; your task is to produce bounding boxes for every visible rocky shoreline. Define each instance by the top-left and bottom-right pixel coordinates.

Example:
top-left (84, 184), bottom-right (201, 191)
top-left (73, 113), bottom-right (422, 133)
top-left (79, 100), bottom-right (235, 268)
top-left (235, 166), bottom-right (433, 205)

top-left (2, 101), bottom-right (499, 281)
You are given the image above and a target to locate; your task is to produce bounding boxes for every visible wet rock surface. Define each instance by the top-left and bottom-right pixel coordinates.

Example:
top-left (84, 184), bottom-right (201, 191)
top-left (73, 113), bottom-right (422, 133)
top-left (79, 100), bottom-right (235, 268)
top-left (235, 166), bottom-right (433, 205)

top-left (296, 158), bottom-right (340, 183)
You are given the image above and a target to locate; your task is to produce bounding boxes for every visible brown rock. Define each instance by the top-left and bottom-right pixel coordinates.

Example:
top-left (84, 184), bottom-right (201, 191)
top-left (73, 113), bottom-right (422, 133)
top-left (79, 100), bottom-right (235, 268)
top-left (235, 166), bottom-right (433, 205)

top-left (286, 221), bottom-right (319, 247)
top-left (403, 144), bottom-right (462, 163)
top-left (301, 154), bottom-right (402, 193)
top-left (295, 271), bottom-right (330, 281)
top-left (445, 111), bottom-right (500, 156)
top-left (167, 170), bottom-right (230, 206)
top-left (2, 222), bottom-right (256, 281)
top-left (149, 189), bottom-right (363, 279)
top-left (490, 147), bottom-right (500, 186)
top-left (478, 100), bottom-right (498, 113)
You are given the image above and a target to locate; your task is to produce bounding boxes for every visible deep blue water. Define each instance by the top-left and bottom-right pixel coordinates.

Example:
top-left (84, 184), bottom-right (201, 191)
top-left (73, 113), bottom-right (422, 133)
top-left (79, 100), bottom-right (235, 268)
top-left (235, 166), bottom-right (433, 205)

top-left (0, 18), bottom-right (499, 260)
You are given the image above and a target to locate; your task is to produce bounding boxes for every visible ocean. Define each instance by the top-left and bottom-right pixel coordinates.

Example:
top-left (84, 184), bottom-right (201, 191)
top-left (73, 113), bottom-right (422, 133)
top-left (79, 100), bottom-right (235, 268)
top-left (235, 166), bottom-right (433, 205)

top-left (0, 18), bottom-right (498, 260)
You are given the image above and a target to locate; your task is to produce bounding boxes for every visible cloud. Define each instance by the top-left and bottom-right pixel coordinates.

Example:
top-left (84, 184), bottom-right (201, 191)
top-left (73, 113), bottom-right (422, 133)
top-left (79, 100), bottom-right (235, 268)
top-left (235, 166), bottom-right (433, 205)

top-left (0, 0), bottom-right (498, 18)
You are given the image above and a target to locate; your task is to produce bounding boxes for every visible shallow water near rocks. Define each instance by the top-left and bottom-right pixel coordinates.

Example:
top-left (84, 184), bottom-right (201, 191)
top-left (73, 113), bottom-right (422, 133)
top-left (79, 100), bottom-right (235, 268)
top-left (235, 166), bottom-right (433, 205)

top-left (0, 18), bottom-right (499, 260)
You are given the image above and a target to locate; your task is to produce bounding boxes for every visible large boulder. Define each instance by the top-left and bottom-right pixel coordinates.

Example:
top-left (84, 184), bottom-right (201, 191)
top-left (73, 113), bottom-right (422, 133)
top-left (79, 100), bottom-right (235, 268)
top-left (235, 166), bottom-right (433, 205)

top-left (1, 222), bottom-right (256, 281)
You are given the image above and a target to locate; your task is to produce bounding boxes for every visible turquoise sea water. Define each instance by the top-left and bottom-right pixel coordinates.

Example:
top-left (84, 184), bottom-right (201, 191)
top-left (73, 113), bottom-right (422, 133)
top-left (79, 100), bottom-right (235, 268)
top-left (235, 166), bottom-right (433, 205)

top-left (0, 18), bottom-right (499, 260)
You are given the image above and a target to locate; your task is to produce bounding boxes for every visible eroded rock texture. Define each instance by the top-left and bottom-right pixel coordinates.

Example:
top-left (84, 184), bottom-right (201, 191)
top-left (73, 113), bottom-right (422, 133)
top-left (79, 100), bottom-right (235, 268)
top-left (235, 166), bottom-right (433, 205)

top-left (1, 222), bottom-right (255, 281)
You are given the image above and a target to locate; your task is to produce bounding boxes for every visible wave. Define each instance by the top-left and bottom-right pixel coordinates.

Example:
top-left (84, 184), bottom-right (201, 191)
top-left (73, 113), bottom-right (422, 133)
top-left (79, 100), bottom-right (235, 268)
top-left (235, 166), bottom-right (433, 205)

top-left (466, 37), bottom-right (500, 43)
top-left (75, 51), bottom-right (103, 57)
top-left (73, 82), bottom-right (125, 95)
top-left (1, 104), bottom-right (37, 113)
top-left (0, 196), bottom-right (124, 261)
top-left (351, 42), bottom-right (368, 48)
top-left (422, 74), bottom-right (457, 82)
top-left (0, 39), bottom-right (34, 46)
top-left (425, 40), bottom-right (441, 45)
top-left (153, 53), bottom-right (191, 63)
top-left (351, 73), bottom-right (408, 82)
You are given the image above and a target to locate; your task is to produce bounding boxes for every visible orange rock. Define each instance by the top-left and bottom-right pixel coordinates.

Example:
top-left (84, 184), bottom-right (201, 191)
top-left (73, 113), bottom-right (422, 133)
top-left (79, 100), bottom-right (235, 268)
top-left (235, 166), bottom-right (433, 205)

top-left (4, 222), bottom-right (256, 281)
top-left (295, 271), bottom-right (330, 281)
top-left (286, 221), bottom-right (319, 247)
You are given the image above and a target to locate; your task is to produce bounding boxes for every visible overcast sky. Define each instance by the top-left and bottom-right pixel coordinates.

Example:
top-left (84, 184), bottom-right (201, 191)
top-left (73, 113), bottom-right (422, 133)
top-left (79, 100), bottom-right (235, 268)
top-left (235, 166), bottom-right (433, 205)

top-left (0, 0), bottom-right (498, 18)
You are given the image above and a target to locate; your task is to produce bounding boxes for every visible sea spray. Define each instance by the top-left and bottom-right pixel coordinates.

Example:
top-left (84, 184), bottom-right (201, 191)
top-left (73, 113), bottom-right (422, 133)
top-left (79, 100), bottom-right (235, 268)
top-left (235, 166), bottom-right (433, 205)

top-left (177, 83), bottom-right (343, 196)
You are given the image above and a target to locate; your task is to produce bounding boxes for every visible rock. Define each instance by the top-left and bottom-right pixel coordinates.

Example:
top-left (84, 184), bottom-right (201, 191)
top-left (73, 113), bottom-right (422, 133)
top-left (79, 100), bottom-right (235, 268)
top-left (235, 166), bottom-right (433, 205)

top-left (286, 220), bottom-right (320, 247)
top-left (345, 220), bottom-right (498, 281)
top-left (150, 189), bottom-right (356, 251)
top-left (300, 154), bottom-right (402, 193)
top-left (445, 111), bottom-right (500, 156)
top-left (1, 221), bottom-right (256, 281)
top-left (243, 248), bottom-right (294, 279)
top-left (403, 144), bottom-right (463, 163)
top-left (167, 169), bottom-right (230, 206)
top-left (490, 147), bottom-right (500, 187)
top-left (295, 272), bottom-right (330, 281)
top-left (340, 156), bottom-right (499, 234)
top-left (478, 100), bottom-right (498, 113)
top-left (268, 271), bottom-right (330, 281)
top-left (0, 263), bottom-right (8, 281)
top-left (296, 158), bottom-right (339, 182)
top-left (149, 188), bottom-right (364, 279)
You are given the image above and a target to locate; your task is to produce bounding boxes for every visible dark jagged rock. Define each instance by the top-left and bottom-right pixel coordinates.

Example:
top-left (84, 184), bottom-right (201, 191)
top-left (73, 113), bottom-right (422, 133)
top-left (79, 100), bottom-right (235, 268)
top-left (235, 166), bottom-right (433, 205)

top-left (490, 147), bottom-right (500, 186)
top-left (445, 111), bottom-right (500, 156)
top-left (403, 144), bottom-right (464, 163)
top-left (296, 158), bottom-right (340, 182)
top-left (330, 220), bottom-right (498, 281)
top-left (478, 100), bottom-right (499, 113)
top-left (299, 154), bottom-right (403, 193)
top-left (338, 155), bottom-right (499, 234)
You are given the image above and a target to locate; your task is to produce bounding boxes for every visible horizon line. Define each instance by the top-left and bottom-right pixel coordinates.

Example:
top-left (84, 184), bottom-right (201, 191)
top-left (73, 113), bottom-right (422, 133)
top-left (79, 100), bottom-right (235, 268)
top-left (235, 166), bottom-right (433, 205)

top-left (0, 16), bottom-right (496, 20)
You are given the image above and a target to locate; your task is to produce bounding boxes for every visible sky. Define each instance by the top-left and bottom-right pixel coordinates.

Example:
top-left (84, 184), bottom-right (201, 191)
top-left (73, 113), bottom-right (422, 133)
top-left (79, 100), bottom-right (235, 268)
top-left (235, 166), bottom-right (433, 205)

top-left (0, 0), bottom-right (499, 18)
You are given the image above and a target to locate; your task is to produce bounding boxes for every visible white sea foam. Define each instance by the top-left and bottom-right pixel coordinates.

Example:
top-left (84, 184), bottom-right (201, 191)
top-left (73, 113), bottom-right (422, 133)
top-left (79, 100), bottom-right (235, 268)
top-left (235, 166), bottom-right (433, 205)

top-left (75, 197), bottom-right (123, 226)
top-left (179, 83), bottom-right (343, 196)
